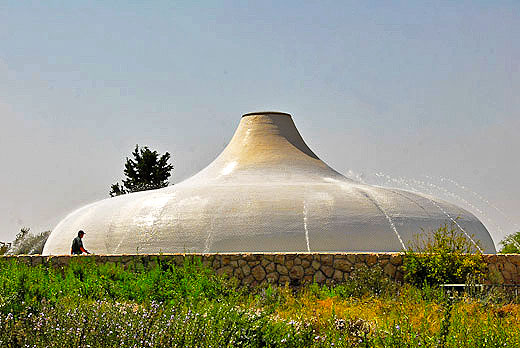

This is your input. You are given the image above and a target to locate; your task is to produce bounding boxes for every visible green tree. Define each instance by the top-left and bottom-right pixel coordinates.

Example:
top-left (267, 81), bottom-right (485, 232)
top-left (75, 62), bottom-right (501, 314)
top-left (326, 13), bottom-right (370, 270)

top-left (4, 227), bottom-right (51, 255)
top-left (110, 145), bottom-right (173, 197)
top-left (403, 223), bottom-right (485, 286)
top-left (499, 231), bottom-right (520, 254)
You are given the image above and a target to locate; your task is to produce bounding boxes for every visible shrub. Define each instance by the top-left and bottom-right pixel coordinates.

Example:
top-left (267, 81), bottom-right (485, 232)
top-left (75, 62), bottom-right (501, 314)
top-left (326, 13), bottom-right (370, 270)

top-left (403, 223), bottom-right (485, 286)
top-left (5, 228), bottom-right (50, 255)
top-left (499, 231), bottom-right (520, 254)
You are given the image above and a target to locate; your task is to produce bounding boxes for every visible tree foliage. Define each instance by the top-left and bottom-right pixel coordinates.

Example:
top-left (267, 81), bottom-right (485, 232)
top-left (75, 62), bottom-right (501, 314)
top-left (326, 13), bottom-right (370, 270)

top-left (3, 227), bottom-right (50, 255)
top-left (110, 145), bottom-right (173, 197)
top-left (499, 231), bottom-right (520, 254)
top-left (403, 223), bottom-right (485, 286)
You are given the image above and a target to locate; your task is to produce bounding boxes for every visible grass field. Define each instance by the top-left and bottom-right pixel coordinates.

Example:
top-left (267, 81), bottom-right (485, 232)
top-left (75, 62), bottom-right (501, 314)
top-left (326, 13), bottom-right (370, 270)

top-left (1, 258), bottom-right (519, 347)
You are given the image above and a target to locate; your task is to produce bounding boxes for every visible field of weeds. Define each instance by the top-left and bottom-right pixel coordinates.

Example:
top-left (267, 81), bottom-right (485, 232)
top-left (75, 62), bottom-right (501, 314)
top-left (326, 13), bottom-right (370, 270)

top-left (0, 258), bottom-right (519, 347)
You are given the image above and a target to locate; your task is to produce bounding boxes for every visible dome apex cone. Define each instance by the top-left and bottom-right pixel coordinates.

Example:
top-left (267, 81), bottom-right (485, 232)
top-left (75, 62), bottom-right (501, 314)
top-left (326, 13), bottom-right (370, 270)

top-left (185, 111), bottom-right (345, 183)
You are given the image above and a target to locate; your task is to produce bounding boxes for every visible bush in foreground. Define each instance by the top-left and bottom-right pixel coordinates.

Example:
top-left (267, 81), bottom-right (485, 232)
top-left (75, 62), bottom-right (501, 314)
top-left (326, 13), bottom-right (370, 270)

top-left (403, 223), bottom-right (485, 286)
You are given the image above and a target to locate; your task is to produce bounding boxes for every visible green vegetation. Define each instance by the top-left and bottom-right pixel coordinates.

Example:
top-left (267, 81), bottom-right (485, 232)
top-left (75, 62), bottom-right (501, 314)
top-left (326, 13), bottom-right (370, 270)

top-left (499, 231), bottom-right (520, 254)
top-left (1, 257), bottom-right (519, 347)
top-left (403, 224), bottom-right (485, 286)
top-left (110, 144), bottom-right (174, 197)
top-left (1, 227), bottom-right (50, 256)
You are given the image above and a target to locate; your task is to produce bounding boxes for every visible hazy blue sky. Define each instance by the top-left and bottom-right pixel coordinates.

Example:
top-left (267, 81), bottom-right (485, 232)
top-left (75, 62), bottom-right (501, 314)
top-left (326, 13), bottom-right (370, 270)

top-left (1, 1), bottom-right (519, 246)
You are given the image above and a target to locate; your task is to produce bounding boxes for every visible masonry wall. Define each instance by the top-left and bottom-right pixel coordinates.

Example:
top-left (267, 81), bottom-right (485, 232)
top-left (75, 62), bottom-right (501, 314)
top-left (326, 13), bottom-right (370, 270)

top-left (1, 253), bottom-right (519, 286)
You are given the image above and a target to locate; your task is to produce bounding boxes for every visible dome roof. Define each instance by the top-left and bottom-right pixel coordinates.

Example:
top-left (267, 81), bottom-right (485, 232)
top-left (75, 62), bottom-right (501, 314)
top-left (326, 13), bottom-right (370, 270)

top-left (43, 112), bottom-right (496, 254)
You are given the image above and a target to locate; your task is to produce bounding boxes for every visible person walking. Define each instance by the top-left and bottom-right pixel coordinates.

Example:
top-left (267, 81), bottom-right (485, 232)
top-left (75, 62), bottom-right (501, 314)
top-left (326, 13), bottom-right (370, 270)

top-left (71, 230), bottom-right (91, 255)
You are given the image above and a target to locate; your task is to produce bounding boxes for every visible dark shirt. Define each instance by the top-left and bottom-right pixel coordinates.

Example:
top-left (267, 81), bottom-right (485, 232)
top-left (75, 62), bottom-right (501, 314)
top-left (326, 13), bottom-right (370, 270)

top-left (71, 236), bottom-right (84, 254)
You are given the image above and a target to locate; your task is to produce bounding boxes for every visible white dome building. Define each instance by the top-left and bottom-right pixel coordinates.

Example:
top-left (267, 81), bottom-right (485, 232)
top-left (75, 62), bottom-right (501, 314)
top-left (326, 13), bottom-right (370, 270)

top-left (43, 112), bottom-right (496, 255)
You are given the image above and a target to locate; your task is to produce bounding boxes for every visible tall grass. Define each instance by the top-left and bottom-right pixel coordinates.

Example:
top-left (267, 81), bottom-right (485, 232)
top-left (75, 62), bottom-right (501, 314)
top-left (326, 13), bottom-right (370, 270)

top-left (1, 258), bottom-right (519, 347)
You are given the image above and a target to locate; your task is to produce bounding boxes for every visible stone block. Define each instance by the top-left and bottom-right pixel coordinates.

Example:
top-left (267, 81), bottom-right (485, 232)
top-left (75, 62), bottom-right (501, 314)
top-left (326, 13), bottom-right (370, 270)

top-left (304, 267), bottom-right (314, 275)
top-left (510, 255), bottom-right (520, 267)
top-left (266, 272), bottom-right (279, 283)
top-left (333, 259), bottom-right (352, 272)
top-left (31, 256), bottom-right (43, 266)
top-left (233, 268), bottom-right (243, 279)
top-left (314, 270), bottom-right (326, 284)
top-left (320, 255), bottom-right (333, 266)
top-left (485, 255), bottom-right (497, 264)
top-left (216, 266), bottom-right (234, 276)
top-left (333, 270), bottom-right (343, 282)
top-left (502, 270), bottom-right (512, 281)
top-left (252, 265), bottom-right (266, 281)
top-left (301, 259), bottom-right (311, 268)
top-left (265, 262), bottom-right (276, 273)
top-left (289, 265), bottom-right (304, 280)
top-left (383, 263), bottom-right (396, 277)
top-left (244, 254), bottom-right (258, 262)
top-left (366, 254), bottom-right (377, 267)
top-left (276, 264), bottom-right (289, 275)
top-left (390, 255), bottom-right (402, 266)
top-left (274, 255), bottom-right (285, 264)
top-left (303, 275), bottom-right (314, 283)
top-left (311, 260), bottom-right (321, 270)
top-left (221, 255), bottom-right (231, 265)
top-left (321, 265), bottom-right (334, 278)
top-left (355, 254), bottom-right (366, 263)
top-left (242, 264), bottom-right (251, 276)
top-left (279, 275), bottom-right (291, 285)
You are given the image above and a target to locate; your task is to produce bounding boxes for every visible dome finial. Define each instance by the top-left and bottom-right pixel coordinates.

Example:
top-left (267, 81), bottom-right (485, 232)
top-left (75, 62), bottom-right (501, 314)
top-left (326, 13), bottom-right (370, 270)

top-left (242, 111), bottom-right (291, 118)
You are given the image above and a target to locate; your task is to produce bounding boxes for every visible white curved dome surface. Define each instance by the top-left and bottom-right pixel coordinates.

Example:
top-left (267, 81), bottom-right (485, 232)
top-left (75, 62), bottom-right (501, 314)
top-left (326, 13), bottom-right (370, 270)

top-left (43, 112), bottom-right (496, 255)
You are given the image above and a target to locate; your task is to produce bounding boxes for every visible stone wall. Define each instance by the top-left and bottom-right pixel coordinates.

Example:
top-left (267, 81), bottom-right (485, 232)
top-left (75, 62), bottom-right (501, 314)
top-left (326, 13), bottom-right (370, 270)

top-left (1, 253), bottom-right (520, 286)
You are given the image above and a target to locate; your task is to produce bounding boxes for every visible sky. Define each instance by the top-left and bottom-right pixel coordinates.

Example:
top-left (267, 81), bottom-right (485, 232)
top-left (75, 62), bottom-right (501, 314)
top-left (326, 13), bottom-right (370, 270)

top-left (0, 1), bottom-right (519, 247)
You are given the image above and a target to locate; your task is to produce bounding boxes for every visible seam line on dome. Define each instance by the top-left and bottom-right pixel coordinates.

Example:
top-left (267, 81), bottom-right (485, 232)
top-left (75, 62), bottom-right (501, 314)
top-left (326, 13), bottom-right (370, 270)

top-left (359, 189), bottom-right (407, 251)
top-left (303, 200), bottom-right (311, 252)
